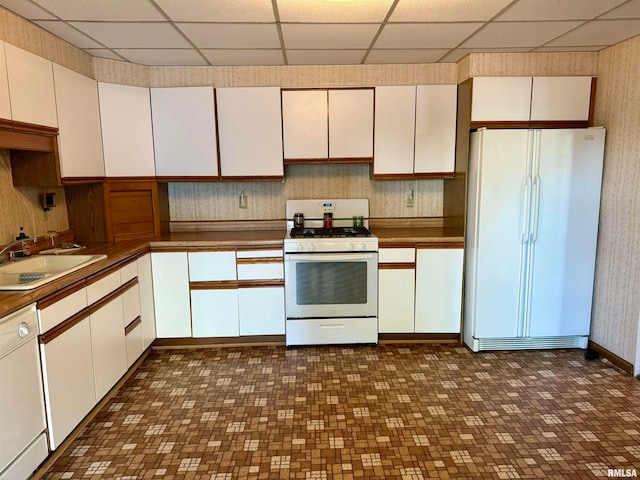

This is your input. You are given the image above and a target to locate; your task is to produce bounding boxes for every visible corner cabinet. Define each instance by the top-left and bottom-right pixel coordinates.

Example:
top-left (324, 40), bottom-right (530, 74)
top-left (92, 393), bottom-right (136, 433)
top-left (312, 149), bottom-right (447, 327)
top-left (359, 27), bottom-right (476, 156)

top-left (374, 85), bottom-right (457, 178)
top-left (98, 82), bottom-right (155, 178)
top-left (282, 88), bottom-right (374, 164)
top-left (151, 87), bottom-right (219, 180)
top-left (216, 87), bottom-right (284, 181)
top-left (53, 64), bottom-right (105, 180)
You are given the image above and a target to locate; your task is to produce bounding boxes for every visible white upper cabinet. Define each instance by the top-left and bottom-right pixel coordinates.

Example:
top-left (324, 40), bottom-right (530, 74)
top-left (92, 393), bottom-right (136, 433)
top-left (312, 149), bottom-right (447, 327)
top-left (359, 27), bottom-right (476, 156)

top-left (414, 85), bottom-right (457, 174)
top-left (283, 88), bottom-right (374, 162)
top-left (328, 89), bottom-right (374, 159)
top-left (5, 43), bottom-right (57, 127)
top-left (53, 64), bottom-right (105, 179)
top-left (216, 87), bottom-right (284, 179)
top-left (151, 87), bottom-right (218, 178)
top-left (98, 82), bottom-right (155, 177)
top-left (530, 76), bottom-right (592, 121)
top-left (373, 86), bottom-right (416, 175)
top-left (282, 89), bottom-right (328, 160)
top-left (471, 76), bottom-right (593, 123)
top-left (0, 42), bottom-right (11, 121)
top-left (374, 85), bottom-right (456, 176)
top-left (471, 77), bottom-right (532, 122)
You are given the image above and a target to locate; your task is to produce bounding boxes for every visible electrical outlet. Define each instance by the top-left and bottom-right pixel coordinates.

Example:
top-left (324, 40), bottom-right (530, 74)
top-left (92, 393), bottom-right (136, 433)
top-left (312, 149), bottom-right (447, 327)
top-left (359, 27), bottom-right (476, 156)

top-left (239, 192), bottom-right (247, 209)
top-left (406, 189), bottom-right (414, 207)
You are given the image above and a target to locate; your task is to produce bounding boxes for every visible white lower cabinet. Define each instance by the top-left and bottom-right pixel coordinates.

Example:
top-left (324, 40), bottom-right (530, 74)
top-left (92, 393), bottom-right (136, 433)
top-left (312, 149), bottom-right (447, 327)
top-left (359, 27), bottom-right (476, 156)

top-left (415, 247), bottom-right (464, 333)
top-left (137, 253), bottom-right (157, 349)
top-left (40, 318), bottom-right (96, 450)
top-left (90, 296), bottom-right (127, 399)
top-left (191, 289), bottom-right (239, 337)
top-left (152, 252), bottom-right (192, 338)
top-left (238, 287), bottom-right (285, 335)
top-left (378, 248), bottom-right (416, 333)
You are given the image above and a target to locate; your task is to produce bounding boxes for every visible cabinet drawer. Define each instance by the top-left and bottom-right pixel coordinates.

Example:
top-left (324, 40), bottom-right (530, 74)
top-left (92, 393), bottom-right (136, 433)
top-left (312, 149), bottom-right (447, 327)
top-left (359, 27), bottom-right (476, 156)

top-left (188, 250), bottom-right (236, 281)
top-left (38, 286), bottom-right (88, 333)
top-left (379, 248), bottom-right (415, 263)
top-left (236, 249), bottom-right (283, 259)
top-left (122, 283), bottom-right (141, 325)
top-left (125, 319), bottom-right (143, 368)
top-left (87, 269), bottom-right (121, 305)
top-left (119, 261), bottom-right (137, 284)
top-left (237, 261), bottom-right (283, 280)
top-left (286, 318), bottom-right (378, 346)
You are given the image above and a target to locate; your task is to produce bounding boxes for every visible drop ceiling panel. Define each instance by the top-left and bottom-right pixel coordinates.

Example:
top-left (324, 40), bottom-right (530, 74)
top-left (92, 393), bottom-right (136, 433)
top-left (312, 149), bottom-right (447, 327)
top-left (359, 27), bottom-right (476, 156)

top-left (34, 21), bottom-right (104, 48)
top-left (497, 0), bottom-right (628, 21)
top-left (116, 49), bottom-right (209, 66)
top-left (601, 0), bottom-right (640, 19)
top-left (366, 49), bottom-right (450, 64)
top-left (85, 48), bottom-right (127, 61)
top-left (390, 0), bottom-right (515, 22)
top-left (461, 21), bottom-right (583, 48)
top-left (0, 0), bottom-right (55, 19)
top-left (547, 19), bottom-right (640, 46)
top-left (202, 49), bottom-right (285, 66)
top-left (376, 23), bottom-right (483, 49)
top-left (33, 0), bottom-right (166, 21)
top-left (439, 46), bottom-right (535, 62)
top-left (277, 0), bottom-right (395, 23)
top-left (71, 22), bottom-right (191, 48)
top-left (155, 0), bottom-right (276, 22)
top-left (287, 49), bottom-right (367, 65)
top-left (178, 23), bottom-right (281, 49)
top-left (282, 24), bottom-right (379, 49)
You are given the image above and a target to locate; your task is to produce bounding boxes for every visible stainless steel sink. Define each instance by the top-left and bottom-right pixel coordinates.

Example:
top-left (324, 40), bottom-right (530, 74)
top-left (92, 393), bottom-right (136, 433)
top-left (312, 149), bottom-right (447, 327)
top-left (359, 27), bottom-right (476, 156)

top-left (0, 254), bottom-right (107, 290)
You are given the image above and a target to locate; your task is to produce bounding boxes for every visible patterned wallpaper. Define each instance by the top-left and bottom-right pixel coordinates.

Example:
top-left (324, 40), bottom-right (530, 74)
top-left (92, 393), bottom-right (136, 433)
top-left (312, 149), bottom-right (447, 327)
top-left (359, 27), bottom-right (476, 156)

top-left (169, 164), bottom-right (442, 221)
top-left (0, 150), bottom-right (68, 243)
top-left (591, 35), bottom-right (640, 366)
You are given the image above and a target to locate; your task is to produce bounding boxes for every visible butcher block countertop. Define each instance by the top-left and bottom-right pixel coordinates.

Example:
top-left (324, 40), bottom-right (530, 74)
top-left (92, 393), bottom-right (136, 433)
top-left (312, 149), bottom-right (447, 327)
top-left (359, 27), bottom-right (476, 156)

top-left (0, 218), bottom-right (463, 318)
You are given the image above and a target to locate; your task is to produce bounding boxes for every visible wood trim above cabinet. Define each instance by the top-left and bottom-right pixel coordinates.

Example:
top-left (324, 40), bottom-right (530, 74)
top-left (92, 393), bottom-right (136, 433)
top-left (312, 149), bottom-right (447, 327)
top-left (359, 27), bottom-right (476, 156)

top-left (284, 157), bottom-right (373, 165)
top-left (237, 279), bottom-right (284, 288)
top-left (38, 281), bottom-right (86, 310)
top-left (156, 176), bottom-right (220, 182)
top-left (379, 263), bottom-right (416, 270)
top-left (469, 120), bottom-right (531, 129)
top-left (61, 176), bottom-right (106, 185)
top-left (190, 280), bottom-right (238, 290)
top-left (236, 257), bottom-right (283, 265)
top-left (416, 242), bottom-right (464, 249)
top-left (220, 175), bottom-right (284, 182)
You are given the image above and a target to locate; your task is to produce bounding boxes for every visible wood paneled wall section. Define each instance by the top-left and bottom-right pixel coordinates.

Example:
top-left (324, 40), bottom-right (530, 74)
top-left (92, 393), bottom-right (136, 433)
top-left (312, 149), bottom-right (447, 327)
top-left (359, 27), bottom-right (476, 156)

top-left (590, 35), bottom-right (640, 366)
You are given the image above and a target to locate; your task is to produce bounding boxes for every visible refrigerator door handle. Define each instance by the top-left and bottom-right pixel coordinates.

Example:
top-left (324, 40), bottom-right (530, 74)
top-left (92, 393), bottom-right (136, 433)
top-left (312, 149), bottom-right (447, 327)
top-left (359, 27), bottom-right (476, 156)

top-left (530, 174), bottom-right (541, 243)
top-left (521, 175), bottom-right (532, 244)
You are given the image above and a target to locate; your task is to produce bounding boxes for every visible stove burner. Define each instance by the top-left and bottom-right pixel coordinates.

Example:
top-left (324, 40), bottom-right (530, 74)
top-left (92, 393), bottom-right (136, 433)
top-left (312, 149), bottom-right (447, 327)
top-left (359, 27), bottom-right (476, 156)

top-left (290, 226), bottom-right (372, 238)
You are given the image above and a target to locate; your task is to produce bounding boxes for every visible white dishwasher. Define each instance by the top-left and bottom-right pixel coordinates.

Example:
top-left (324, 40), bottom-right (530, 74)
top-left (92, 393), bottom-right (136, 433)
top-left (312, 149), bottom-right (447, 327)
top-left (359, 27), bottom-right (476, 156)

top-left (0, 303), bottom-right (48, 480)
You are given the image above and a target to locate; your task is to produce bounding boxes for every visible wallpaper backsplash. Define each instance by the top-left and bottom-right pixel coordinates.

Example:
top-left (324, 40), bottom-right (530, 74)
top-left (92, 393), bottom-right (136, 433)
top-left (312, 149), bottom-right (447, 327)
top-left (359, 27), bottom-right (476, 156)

top-left (169, 164), bottom-right (442, 221)
top-left (0, 150), bottom-right (68, 244)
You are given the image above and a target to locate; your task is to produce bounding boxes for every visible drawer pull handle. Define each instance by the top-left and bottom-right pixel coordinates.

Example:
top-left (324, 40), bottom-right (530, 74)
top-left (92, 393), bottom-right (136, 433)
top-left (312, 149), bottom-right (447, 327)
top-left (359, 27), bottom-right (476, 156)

top-left (320, 324), bottom-right (344, 329)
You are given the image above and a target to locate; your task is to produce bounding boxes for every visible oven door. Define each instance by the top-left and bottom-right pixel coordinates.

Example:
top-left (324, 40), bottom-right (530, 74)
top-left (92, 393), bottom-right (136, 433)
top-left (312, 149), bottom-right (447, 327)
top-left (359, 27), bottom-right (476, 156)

top-left (285, 252), bottom-right (378, 319)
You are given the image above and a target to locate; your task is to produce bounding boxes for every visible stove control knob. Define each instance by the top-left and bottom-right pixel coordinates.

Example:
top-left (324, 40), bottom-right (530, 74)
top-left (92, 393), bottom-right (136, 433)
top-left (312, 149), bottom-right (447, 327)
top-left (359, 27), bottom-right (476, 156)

top-left (360, 243), bottom-right (366, 251)
top-left (296, 244), bottom-right (304, 252)
top-left (308, 244), bottom-right (315, 252)
top-left (348, 243), bottom-right (354, 251)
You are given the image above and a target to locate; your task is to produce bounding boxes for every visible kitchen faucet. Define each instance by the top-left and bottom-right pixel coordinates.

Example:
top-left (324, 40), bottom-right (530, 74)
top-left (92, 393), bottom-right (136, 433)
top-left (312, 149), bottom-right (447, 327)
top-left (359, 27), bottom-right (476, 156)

top-left (0, 237), bottom-right (36, 263)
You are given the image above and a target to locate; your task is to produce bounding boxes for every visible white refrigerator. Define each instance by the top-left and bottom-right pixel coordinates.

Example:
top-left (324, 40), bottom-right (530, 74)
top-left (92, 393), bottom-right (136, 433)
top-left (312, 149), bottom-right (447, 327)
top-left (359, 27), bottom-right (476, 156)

top-left (464, 128), bottom-right (606, 352)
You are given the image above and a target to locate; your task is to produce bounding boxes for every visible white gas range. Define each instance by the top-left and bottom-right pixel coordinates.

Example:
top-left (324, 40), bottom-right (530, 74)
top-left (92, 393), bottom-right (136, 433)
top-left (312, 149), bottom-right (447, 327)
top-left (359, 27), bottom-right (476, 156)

top-left (283, 199), bottom-right (379, 347)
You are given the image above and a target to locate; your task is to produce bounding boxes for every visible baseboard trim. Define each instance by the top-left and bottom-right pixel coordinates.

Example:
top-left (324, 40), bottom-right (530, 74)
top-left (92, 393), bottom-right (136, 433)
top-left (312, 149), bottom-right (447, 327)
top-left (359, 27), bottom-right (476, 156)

top-left (378, 333), bottom-right (460, 344)
top-left (152, 335), bottom-right (286, 348)
top-left (31, 348), bottom-right (152, 480)
top-left (587, 340), bottom-right (634, 375)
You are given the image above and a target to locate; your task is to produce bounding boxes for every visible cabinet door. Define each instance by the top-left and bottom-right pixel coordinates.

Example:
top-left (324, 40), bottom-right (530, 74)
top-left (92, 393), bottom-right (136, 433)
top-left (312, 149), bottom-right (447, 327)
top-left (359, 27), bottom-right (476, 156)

top-left (329, 89), bottom-right (374, 159)
top-left (373, 86), bottom-right (416, 175)
top-left (415, 248), bottom-right (463, 334)
top-left (137, 254), bottom-right (156, 349)
top-left (191, 289), bottom-right (239, 337)
top-left (0, 42), bottom-right (12, 120)
top-left (151, 252), bottom-right (191, 338)
top-left (5, 43), bottom-right (57, 127)
top-left (40, 318), bottom-right (95, 450)
top-left (530, 76), bottom-right (592, 122)
top-left (378, 268), bottom-right (415, 333)
top-left (415, 85), bottom-right (456, 174)
top-left (90, 296), bottom-right (127, 399)
top-left (151, 87), bottom-right (218, 178)
top-left (53, 64), bottom-right (105, 179)
top-left (238, 287), bottom-right (284, 335)
top-left (471, 77), bottom-right (532, 122)
top-left (98, 83), bottom-right (155, 177)
top-left (217, 87), bottom-right (283, 178)
top-left (282, 89), bottom-right (328, 160)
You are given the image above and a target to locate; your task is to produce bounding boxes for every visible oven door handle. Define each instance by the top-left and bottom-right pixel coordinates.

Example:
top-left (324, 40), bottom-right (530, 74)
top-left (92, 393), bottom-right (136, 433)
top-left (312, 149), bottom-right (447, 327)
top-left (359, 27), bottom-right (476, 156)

top-left (286, 253), bottom-right (377, 262)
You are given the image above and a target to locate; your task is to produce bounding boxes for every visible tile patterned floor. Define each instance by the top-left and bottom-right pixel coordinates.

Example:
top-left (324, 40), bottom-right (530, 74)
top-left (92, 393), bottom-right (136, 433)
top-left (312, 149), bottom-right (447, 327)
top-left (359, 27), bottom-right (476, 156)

top-left (40, 345), bottom-right (640, 479)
